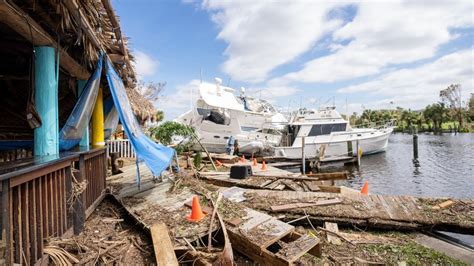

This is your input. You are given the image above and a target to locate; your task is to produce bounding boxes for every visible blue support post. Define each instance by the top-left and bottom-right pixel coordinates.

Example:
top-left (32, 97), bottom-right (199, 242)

top-left (34, 46), bottom-right (59, 156)
top-left (77, 80), bottom-right (90, 147)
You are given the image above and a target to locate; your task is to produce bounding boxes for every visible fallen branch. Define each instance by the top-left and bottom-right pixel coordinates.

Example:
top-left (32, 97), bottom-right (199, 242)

top-left (208, 193), bottom-right (223, 251)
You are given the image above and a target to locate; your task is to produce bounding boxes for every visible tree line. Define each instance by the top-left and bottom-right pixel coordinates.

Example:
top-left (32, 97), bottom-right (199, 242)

top-left (347, 84), bottom-right (473, 133)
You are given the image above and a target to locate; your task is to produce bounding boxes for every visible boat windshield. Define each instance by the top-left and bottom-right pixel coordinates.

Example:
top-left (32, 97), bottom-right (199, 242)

top-left (308, 123), bottom-right (346, 136)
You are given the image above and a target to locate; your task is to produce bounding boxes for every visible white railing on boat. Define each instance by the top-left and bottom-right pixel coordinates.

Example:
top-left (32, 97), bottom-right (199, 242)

top-left (106, 139), bottom-right (136, 158)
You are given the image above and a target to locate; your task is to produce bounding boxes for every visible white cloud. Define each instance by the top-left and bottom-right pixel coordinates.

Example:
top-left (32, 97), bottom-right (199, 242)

top-left (274, 0), bottom-right (474, 84)
top-left (156, 80), bottom-right (201, 118)
top-left (202, 1), bottom-right (347, 83)
top-left (133, 50), bottom-right (159, 78)
top-left (336, 48), bottom-right (474, 110)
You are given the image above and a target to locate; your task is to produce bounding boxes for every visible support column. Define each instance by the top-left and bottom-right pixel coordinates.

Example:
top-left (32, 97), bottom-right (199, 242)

top-left (34, 46), bottom-right (59, 156)
top-left (77, 80), bottom-right (90, 147)
top-left (91, 87), bottom-right (105, 147)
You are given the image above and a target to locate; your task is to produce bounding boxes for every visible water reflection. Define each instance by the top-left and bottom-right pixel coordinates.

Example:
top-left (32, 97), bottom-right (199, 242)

top-left (331, 133), bottom-right (473, 199)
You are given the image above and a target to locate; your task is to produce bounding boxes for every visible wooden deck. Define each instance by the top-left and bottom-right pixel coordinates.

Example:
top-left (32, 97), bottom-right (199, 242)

top-left (107, 163), bottom-right (322, 264)
top-left (199, 162), bottom-right (344, 193)
top-left (223, 187), bottom-right (474, 234)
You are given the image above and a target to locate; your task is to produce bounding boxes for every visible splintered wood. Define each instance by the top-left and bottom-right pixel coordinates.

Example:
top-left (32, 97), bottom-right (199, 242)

top-left (324, 222), bottom-right (342, 245)
top-left (108, 164), bottom-right (322, 265)
top-left (240, 189), bottom-right (474, 233)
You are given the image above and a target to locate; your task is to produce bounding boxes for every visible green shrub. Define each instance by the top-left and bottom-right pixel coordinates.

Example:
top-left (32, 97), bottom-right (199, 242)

top-left (149, 121), bottom-right (195, 154)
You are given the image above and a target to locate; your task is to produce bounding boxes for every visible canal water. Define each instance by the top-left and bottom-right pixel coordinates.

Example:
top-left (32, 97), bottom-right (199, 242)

top-left (323, 133), bottom-right (473, 199)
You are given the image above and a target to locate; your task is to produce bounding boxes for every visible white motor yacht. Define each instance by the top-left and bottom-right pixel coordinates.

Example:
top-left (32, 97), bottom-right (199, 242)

top-left (275, 107), bottom-right (394, 160)
top-left (175, 78), bottom-right (287, 154)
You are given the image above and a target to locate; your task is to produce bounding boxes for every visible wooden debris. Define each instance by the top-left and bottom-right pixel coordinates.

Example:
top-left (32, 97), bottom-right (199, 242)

top-left (270, 198), bottom-right (342, 212)
top-left (324, 222), bottom-right (342, 245)
top-left (211, 193), bottom-right (234, 265)
top-left (207, 193), bottom-right (223, 251)
top-left (275, 233), bottom-right (321, 263)
top-left (150, 223), bottom-right (179, 266)
top-left (303, 181), bottom-right (321, 192)
top-left (317, 226), bottom-right (355, 246)
top-left (280, 180), bottom-right (304, 191)
top-left (432, 200), bottom-right (455, 210)
top-left (102, 218), bottom-right (124, 223)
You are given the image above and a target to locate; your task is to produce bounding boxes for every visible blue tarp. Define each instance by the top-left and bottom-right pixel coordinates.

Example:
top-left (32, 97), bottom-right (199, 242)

top-left (104, 57), bottom-right (175, 177)
top-left (59, 56), bottom-right (103, 151)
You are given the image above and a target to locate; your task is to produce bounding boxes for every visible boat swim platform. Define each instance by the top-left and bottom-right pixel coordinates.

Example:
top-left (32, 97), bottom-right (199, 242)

top-left (107, 163), bottom-right (322, 264)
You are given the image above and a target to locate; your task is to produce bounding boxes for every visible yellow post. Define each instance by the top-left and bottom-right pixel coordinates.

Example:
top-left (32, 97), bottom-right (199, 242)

top-left (92, 87), bottom-right (105, 147)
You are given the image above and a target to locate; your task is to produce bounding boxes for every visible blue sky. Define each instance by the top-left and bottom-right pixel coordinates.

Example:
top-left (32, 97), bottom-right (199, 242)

top-left (113, 0), bottom-right (474, 119)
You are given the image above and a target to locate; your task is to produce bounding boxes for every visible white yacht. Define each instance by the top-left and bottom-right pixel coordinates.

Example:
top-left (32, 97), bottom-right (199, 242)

top-left (275, 107), bottom-right (394, 160)
top-left (175, 78), bottom-right (287, 154)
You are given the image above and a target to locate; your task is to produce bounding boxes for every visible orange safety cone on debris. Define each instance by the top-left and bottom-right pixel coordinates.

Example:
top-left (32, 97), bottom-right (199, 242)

top-left (215, 160), bottom-right (223, 167)
top-left (187, 196), bottom-right (206, 222)
top-left (252, 158), bottom-right (258, 166)
top-left (240, 155), bottom-right (246, 163)
top-left (360, 181), bottom-right (369, 195)
top-left (261, 160), bottom-right (267, 171)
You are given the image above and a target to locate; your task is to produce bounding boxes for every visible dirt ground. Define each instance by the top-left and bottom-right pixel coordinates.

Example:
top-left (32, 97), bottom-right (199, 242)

top-left (46, 197), bottom-right (154, 265)
top-left (293, 226), bottom-right (466, 265)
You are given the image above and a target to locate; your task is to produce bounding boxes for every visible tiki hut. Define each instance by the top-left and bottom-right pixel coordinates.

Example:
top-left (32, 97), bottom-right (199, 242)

top-left (0, 1), bottom-right (157, 264)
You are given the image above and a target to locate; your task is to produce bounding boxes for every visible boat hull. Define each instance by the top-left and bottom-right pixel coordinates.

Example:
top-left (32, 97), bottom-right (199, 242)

top-left (275, 128), bottom-right (393, 160)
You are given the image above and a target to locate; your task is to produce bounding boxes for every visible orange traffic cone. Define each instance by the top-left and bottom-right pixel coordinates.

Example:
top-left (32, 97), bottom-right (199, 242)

top-left (360, 181), bottom-right (369, 195)
top-left (215, 160), bottom-right (223, 167)
top-left (261, 160), bottom-right (267, 171)
top-left (252, 158), bottom-right (258, 166)
top-left (188, 196), bottom-right (206, 222)
top-left (240, 155), bottom-right (246, 163)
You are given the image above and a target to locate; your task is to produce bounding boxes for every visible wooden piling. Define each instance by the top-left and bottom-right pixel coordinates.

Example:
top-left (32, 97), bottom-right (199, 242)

top-left (301, 137), bottom-right (306, 175)
top-left (356, 140), bottom-right (361, 167)
top-left (413, 132), bottom-right (419, 161)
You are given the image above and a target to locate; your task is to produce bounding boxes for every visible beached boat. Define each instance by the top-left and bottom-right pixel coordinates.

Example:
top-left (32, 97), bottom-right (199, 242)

top-left (175, 78), bottom-right (287, 154)
top-left (275, 107), bottom-right (395, 160)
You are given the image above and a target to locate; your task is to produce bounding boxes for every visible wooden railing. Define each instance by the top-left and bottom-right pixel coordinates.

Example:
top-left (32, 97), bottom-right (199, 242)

top-left (106, 139), bottom-right (135, 158)
top-left (0, 148), bottom-right (33, 163)
top-left (0, 148), bottom-right (107, 265)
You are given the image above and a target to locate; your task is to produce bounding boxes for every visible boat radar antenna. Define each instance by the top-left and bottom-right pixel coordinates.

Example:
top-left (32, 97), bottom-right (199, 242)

top-left (214, 77), bottom-right (222, 95)
top-left (240, 87), bottom-right (246, 97)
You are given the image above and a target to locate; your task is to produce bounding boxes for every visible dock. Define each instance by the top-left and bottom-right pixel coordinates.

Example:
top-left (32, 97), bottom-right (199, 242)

top-left (108, 163), bottom-right (323, 264)
top-left (224, 187), bottom-right (474, 234)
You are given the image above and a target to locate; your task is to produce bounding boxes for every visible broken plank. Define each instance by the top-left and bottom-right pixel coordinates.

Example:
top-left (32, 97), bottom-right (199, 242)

top-left (259, 179), bottom-right (275, 188)
top-left (303, 181), bottom-right (321, 192)
top-left (270, 198), bottom-right (342, 212)
top-left (280, 180), bottom-right (304, 192)
top-left (150, 223), bottom-right (179, 266)
top-left (432, 200), bottom-right (455, 210)
top-left (305, 171), bottom-right (348, 180)
top-left (276, 234), bottom-right (321, 263)
top-left (324, 222), bottom-right (342, 245)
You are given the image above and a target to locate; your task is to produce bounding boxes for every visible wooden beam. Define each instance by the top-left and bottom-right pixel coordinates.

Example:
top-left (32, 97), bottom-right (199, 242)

top-left (0, 0), bottom-right (90, 79)
top-left (100, 0), bottom-right (136, 81)
top-left (150, 223), bottom-right (178, 266)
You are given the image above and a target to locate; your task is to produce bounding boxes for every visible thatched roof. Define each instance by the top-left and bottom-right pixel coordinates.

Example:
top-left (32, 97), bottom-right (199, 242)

top-left (0, 0), bottom-right (156, 121)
